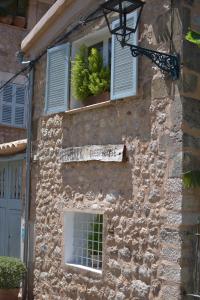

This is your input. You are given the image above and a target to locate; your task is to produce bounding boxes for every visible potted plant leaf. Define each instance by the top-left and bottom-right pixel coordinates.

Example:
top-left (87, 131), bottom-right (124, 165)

top-left (87, 47), bottom-right (110, 105)
top-left (87, 215), bottom-right (103, 268)
top-left (72, 45), bottom-right (110, 106)
top-left (71, 44), bottom-right (91, 102)
top-left (0, 256), bottom-right (26, 300)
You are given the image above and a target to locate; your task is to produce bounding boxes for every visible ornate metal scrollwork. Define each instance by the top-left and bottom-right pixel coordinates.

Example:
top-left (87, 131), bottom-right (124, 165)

top-left (128, 44), bottom-right (180, 80)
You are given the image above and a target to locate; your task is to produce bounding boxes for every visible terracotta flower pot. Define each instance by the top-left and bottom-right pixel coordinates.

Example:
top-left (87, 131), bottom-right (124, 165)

top-left (0, 15), bottom-right (13, 25)
top-left (83, 91), bottom-right (110, 106)
top-left (13, 16), bottom-right (26, 28)
top-left (0, 288), bottom-right (19, 300)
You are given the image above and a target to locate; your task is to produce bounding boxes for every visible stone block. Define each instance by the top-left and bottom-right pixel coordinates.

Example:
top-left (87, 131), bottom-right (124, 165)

top-left (160, 228), bottom-right (181, 245)
top-left (182, 6), bottom-right (191, 34)
top-left (166, 212), bottom-right (182, 225)
top-left (183, 97), bottom-right (200, 129)
top-left (183, 72), bottom-right (198, 93)
top-left (165, 178), bottom-right (182, 193)
top-left (183, 133), bottom-right (200, 149)
top-left (161, 246), bottom-right (181, 263)
top-left (158, 262), bottom-right (181, 283)
top-left (131, 280), bottom-right (150, 298)
top-left (183, 41), bottom-right (200, 73)
top-left (160, 284), bottom-right (181, 300)
top-left (151, 76), bottom-right (169, 99)
top-left (168, 152), bottom-right (183, 178)
top-left (148, 188), bottom-right (160, 203)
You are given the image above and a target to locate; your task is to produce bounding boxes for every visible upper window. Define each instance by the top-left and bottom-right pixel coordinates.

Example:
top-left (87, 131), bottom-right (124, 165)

top-left (64, 211), bottom-right (103, 273)
top-left (0, 82), bottom-right (26, 128)
top-left (45, 12), bottom-right (138, 114)
top-left (0, 0), bottom-right (28, 28)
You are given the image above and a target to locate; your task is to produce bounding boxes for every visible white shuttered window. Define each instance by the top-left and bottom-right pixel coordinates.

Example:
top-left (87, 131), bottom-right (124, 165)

top-left (111, 12), bottom-right (138, 100)
top-left (45, 43), bottom-right (70, 114)
top-left (0, 83), bottom-right (26, 128)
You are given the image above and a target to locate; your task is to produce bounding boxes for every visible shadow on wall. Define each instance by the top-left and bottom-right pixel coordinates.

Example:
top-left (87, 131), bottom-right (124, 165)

top-left (60, 161), bottom-right (133, 200)
top-left (60, 96), bottom-right (152, 200)
top-left (181, 188), bottom-right (200, 299)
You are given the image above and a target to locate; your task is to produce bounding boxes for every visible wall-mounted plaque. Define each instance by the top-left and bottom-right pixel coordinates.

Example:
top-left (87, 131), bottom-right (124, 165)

top-left (59, 144), bottom-right (125, 163)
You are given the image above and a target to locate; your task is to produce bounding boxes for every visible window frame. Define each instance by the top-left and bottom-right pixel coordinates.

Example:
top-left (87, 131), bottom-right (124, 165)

top-left (70, 27), bottom-right (111, 110)
top-left (63, 209), bottom-right (104, 274)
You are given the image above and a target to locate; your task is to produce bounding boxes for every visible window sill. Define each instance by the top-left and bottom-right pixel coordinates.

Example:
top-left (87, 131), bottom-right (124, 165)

top-left (65, 99), bottom-right (122, 116)
top-left (43, 95), bottom-right (139, 118)
top-left (67, 100), bottom-right (112, 114)
top-left (0, 123), bottom-right (26, 130)
top-left (65, 263), bottom-right (102, 275)
top-left (0, 22), bottom-right (27, 31)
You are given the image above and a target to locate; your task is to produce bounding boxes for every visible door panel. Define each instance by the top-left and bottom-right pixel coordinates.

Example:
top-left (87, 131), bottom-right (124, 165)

top-left (0, 159), bottom-right (22, 258)
top-left (0, 164), bottom-right (6, 200)
top-left (8, 210), bottom-right (21, 258)
top-left (0, 207), bottom-right (6, 256)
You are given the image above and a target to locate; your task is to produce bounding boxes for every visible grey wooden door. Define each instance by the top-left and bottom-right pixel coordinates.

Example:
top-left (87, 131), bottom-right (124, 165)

top-left (0, 160), bottom-right (22, 257)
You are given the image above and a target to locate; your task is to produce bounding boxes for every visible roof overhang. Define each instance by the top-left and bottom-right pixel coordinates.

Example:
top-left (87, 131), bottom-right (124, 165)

top-left (0, 139), bottom-right (27, 156)
top-left (21, 0), bottom-right (101, 58)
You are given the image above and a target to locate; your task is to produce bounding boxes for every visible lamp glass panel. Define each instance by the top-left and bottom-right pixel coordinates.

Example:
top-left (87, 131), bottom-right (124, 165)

top-left (113, 0), bottom-right (142, 13)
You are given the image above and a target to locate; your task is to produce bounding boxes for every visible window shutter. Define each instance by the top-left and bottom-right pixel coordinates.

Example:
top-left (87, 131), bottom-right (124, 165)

top-left (45, 43), bottom-right (70, 114)
top-left (2, 83), bottom-right (13, 125)
top-left (15, 85), bottom-right (26, 127)
top-left (0, 82), bottom-right (26, 127)
top-left (111, 12), bottom-right (138, 100)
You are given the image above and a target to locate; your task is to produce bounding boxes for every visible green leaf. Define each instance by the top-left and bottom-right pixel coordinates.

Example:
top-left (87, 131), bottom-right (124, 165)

top-left (185, 30), bottom-right (200, 47)
top-left (183, 170), bottom-right (200, 189)
top-left (0, 256), bottom-right (26, 289)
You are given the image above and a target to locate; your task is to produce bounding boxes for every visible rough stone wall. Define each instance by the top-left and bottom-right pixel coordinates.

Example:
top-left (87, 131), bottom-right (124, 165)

top-left (181, 0), bottom-right (200, 296)
top-left (0, 0), bottom-right (53, 145)
top-left (29, 0), bottom-right (199, 299)
top-left (27, 0), bottom-right (56, 30)
top-left (0, 0), bottom-right (53, 75)
top-left (0, 25), bottom-right (26, 144)
top-left (0, 125), bottom-right (26, 144)
top-left (0, 24), bottom-right (27, 74)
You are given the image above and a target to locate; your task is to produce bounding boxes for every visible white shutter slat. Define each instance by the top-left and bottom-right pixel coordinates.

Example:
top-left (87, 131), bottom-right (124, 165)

top-left (45, 43), bottom-right (70, 114)
top-left (111, 12), bottom-right (138, 100)
top-left (15, 107), bottom-right (24, 126)
top-left (2, 104), bottom-right (12, 124)
top-left (0, 82), bottom-right (26, 128)
top-left (3, 84), bottom-right (13, 103)
top-left (15, 85), bottom-right (26, 127)
top-left (16, 86), bottom-right (25, 105)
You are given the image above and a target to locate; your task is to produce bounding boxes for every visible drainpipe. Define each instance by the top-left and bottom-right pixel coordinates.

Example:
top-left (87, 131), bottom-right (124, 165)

top-left (23, 64), bottom-right (34, 300)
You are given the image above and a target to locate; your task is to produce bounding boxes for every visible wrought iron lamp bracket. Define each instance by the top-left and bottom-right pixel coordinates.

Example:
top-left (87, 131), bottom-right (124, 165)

top-left (126, 43), bottom-right (180, 80)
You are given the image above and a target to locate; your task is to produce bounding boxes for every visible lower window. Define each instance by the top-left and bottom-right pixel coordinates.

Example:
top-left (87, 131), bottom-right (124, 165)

top-left (64, 211), bottom-right (103, 272)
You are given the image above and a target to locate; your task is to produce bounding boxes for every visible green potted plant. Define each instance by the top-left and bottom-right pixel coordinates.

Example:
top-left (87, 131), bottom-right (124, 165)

top-left (87, 47), bottom-right (110, 104)
top-left (0, 256), bottom-right (26, 300)
top-left (87, 215), bottom-right (103, 268)
top-left (72, 45), bottom-right (110, 106)
top-left (71, 44), bottom-right (91, 102)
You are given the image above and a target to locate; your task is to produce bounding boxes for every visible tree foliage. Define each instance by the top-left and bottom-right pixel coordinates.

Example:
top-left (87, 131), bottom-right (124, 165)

top-left (183, 170), bottom-right (200, 189)
top-left (186, 30), bottom-right (200, 47)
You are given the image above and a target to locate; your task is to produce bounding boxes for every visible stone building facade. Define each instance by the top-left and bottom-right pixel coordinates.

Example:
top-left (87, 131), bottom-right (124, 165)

top-left (0, 0), bottom-right (54, 260)
top-left (0, 0), bottom-right (55, 144)
top-left (21, 0), bottom-right (200, 299)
